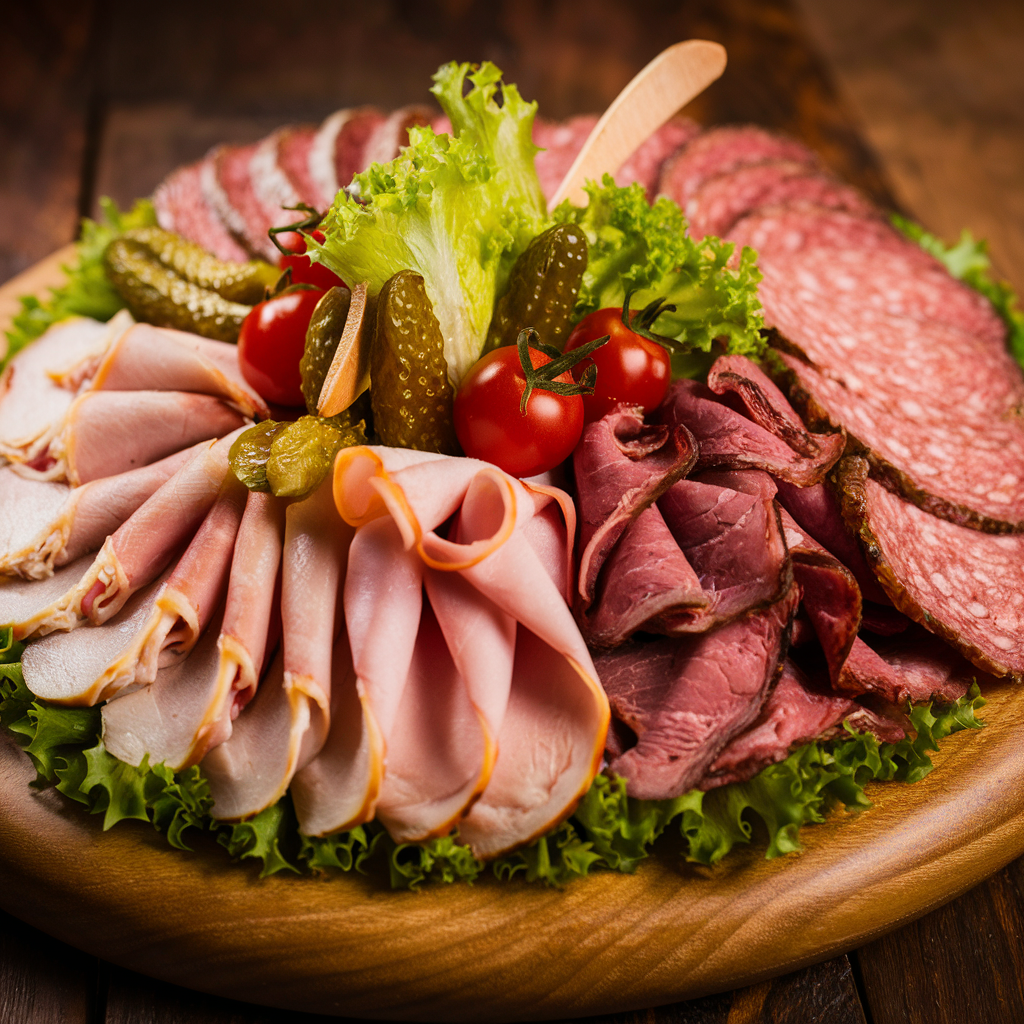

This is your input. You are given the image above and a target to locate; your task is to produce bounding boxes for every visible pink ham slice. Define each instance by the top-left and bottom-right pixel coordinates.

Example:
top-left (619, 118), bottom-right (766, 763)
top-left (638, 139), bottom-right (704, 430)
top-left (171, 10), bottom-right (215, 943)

top-left (699, 659), bottom-right (907, 789)
top-left (0, 446), bottom-right (197, 580)
top-left (5, 430), bottom-right (243, 640)
top-left (66, 323), bottom-right (269, 420)
top-left (307, 107), bottom-right (384, 208)
top-left (19, 390), bottom-right (246, 486)
top-left (204, 480), bottom-right (352, 821)
top-left (596, 584), bottom-right (800, 800)
top-left (333, 446), bottom-right (608, 857)
top-left (657, 355), bottom-right (845, 487)
top-left (153, 163), bottom-right (251, 263)
top-left (0, 315), bottom-right (116, 465)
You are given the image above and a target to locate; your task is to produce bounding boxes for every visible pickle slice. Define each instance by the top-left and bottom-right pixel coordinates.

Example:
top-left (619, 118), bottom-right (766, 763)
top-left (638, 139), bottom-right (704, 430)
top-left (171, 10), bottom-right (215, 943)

top-left (104, 237), bottom-right (254, 342)
top-left (301, 285), bottom-right (352, 414)
top-left (486, 224), bottom-right (588, 352)
top-left (371, 270), bottom-right (458, 454)
top-left (125, 226), bottom-right (278, 303)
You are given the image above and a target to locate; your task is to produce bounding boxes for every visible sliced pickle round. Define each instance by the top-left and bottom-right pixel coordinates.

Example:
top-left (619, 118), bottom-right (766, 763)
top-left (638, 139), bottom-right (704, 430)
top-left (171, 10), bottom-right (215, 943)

top-left (370, 270), bottom-right (458, 454)
top-left (486, 224), bottom-right (588, 352)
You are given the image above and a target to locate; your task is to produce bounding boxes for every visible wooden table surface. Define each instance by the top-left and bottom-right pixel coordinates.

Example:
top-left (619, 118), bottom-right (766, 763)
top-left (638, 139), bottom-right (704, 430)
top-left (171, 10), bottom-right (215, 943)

top-left (2, 1), bottom-right (1023, 1021)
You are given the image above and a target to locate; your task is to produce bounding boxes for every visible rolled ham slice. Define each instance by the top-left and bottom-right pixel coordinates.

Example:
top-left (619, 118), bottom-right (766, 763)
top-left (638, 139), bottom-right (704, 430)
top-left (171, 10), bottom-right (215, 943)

top-left (4, 430), bottom-right (243, 640)
top-left (0, 316), bottom-right (115, 464)
top-left (0, 446), bottom-right (197, 580)
top-left (334, 447), bottom-right (609, 858)
top-left (62, 323), bottom-right (269, 420)
top-left (16, 390), bottom-right (246, 485)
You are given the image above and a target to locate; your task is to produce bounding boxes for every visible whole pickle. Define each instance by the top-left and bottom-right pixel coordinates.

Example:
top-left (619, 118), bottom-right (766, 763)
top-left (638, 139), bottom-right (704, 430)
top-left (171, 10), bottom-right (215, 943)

top-left (124, 226), bottom-right (278, 304)
top-left (265, 415), bottom-right (367, 499)
top-left (486, 224), bottom-right (588, 352)
top-left (371, 271), bottom-right (458, 454)
top-left (104, 237), bottom-right (253, 342)
top-left (229, 420), bottom-right (290, 492)
top-left (300, 285), bottom-right (352, 414)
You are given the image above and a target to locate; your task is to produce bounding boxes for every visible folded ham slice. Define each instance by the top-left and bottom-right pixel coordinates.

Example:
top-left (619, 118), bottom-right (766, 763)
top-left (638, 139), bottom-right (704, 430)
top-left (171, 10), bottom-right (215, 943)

top-left (332, 446), bottom-right (608, 857)
top-left (62, 323), bottom-right (269, 420)
top-left (0, 446), bottom-right (197, 580)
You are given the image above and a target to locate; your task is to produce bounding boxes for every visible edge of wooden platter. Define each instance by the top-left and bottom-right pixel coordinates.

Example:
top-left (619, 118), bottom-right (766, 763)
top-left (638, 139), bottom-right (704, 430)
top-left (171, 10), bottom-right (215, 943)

top-left (2, 253), bottom-right (1023, 1023)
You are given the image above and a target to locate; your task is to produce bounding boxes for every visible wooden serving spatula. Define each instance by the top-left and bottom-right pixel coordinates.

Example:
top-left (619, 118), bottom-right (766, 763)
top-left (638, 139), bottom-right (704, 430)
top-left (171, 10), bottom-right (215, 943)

top-left (547, 39), bottom-right (727, 211)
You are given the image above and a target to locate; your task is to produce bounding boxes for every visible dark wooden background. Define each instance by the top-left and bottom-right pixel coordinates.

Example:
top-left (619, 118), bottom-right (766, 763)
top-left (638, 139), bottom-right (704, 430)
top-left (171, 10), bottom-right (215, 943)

top-left (2, 0), bottom-right (1023, 1021)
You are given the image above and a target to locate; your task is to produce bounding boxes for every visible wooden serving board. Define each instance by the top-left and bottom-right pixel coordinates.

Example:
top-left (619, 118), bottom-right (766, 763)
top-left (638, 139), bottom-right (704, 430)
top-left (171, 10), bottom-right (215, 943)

top-left (2, 254), bottom-right (1024, 1022)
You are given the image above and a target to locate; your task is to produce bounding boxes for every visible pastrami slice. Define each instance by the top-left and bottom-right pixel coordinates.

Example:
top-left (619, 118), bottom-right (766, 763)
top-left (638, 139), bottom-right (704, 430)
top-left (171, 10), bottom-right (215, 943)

top-left (838, 456), bottom-right (1024, 680)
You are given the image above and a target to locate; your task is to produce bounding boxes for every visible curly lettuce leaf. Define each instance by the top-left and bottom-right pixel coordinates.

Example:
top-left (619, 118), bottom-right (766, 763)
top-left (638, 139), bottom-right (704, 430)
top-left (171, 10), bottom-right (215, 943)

top-left (311, 62), bottom-right (548, 386)
top-left (553, 178), bottom-right (765, 373)
top-left (3, 198), bottom-right (157, 372)
top-left (892, 214), bottom-right (1024, 367)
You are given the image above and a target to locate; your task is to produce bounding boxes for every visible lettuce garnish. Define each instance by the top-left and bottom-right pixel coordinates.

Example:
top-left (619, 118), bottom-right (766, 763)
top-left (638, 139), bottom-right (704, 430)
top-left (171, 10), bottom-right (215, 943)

top-left (310, 62), bottom-right (548, 386)
top-left (2, 198), bottom-right (156, 373)
top-left (553, 177), bottom-right (766, 374)
top-left (892, 214), bottom-right (1024, 368)
top-left (0, 637), bottom-right (985, 890)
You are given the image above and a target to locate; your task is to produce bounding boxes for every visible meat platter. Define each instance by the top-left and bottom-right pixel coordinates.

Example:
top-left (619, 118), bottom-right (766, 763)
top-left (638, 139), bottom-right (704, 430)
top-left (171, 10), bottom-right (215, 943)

top-left (2, 59), bottom-right (1024, 1022)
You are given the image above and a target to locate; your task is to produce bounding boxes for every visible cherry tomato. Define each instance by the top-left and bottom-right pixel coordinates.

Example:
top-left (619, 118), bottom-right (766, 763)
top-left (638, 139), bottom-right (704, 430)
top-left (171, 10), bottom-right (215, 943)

top-left (564, 307), bottom-right (671, 422)
top-left (237, 287), bottom-right (324, 407)
top-left (454, 345), bottom-right (584, 478)
top-left (277, 230), bottom-right (346, 291)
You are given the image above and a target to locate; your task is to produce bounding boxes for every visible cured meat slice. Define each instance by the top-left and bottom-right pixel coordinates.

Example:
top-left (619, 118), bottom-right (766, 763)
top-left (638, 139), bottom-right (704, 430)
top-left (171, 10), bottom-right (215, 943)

top-left (102, 604), bottom-right (226, 770)
top-left (5, 430), bottom-right (243, 640)
top-left (731, 208), bottom-right (1008, 354)
top-left (273, 126), bottom-right (322, 208)
top-left (19, 574), bottom-right (167, 706)
top-left (614, 116), bottom-right (701, 199)
top-left (18, 390), bottom-right (246, 486)
top-left (780, 350), bottom-right (1024, 530)
top-left (658, 125), bottom-right (822, 209)
top-left (838, 456), bottom-right (1024, 680)
top-left (0, 445), bottom-right (196, 580)
top-left (360, 105), bottom-right (433, 169)
top-left (70, 323), bottom-right (269, 419)
top-left (153, 162), bottom-right (251, 263)
top-left (0, 315), bottom-right (114, 464)
top-left (533, 115), bottom-right (598, 202)
top-left (573, 406), bottom-right (696, 622)
top-left (210, 490), bottom-right (285, 749)
top-left (200, 143), bottom-right (267, 259)
top-left (685, 160), bottom-right (875, 240)
top-left (250, 125), bottom-right (318, 220)
top-left (308, 107), bottom-right (384, 206)
top-left (0, 556), bottom-right (93, 640)
top-left (657, 370), bottom-right (844, 487)
top-left (700, 659), bottom-right (907, 789)
top-left (596, 585), bottom-right (799, 800)
top-left (656, 469), bottom-right (792, 632)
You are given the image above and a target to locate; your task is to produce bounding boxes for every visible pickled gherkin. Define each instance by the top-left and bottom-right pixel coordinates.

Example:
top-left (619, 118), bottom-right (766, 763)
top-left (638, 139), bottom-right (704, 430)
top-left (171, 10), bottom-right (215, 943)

top-left (371, 271), bottom-right (458, 454)
top-left (486, 224), bottom-right (588, 352)
top-left (300, 285), bottom-right (351, 414)
top-left (229, 415), bottom-right (367, 500)
top-left (122, 226), bottom-right (278, 304)
top-left (104, 237), bottom-right (254, 342)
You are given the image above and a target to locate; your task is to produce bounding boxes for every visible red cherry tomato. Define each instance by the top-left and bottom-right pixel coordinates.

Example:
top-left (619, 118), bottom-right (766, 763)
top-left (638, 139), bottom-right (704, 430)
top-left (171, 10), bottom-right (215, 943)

top-left (454, 345), bottom-right (584, 478)
top-left (277, 230), bottom-right (345, 291)
top-left (237, 287), bottom-right (324, 407)
top-left (564, 307), bottom-right (671, 422)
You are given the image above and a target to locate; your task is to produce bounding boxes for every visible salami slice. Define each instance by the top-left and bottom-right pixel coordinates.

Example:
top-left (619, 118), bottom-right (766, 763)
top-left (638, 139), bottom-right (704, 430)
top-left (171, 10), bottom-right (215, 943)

top-left (533, 115), bottom-right (598, 202)
top-left (614, 116), bottom-right (700, 200)
top-left (838, 456), bottom-right (1024, 680)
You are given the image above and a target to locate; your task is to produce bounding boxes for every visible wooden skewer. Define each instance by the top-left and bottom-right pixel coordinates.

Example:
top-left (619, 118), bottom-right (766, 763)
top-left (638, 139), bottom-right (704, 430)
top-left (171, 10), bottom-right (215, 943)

top-left (547, 39), bottom-right (727, 211)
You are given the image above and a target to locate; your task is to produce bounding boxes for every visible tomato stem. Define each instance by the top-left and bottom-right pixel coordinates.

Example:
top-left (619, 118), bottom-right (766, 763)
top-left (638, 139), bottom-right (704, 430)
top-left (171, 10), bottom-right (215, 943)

top-left (516, 327), bottom-right (608, 414)
top-left (621, 288), bottom-right (677, 346)
top-left (268, 203), bottom-right (325, 255)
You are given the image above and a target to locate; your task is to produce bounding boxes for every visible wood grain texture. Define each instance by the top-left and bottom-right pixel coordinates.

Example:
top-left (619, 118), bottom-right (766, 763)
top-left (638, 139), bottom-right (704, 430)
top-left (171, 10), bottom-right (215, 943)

top-left (0, 910), bottom-right (94, 1024)
top-left (1, 673), bottom-right (1022, 1022)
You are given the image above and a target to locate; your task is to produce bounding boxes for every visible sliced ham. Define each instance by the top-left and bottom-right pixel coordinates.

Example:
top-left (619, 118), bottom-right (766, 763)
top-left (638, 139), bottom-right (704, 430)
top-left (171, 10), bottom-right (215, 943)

top-left (596, 585), bottom-right (800, 800)
top-left (153, 162), bottom-right (251, 263)
top-left (101, 604), bottom-right (226, 770)
top-left (0, 446), bottom-right (197, 580)
top-left (18, 390), bottom-right (246, 486)
top-left (657, 357), bottom-right (844, 486)
top-left (0, 316), bottom-right (114, 464)
top-left (19, 574), bottom-right (168, 706)
top-left (68, 322), bottom-right (269, 419)
top-left (700, 659), bottom-right (906, 789)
